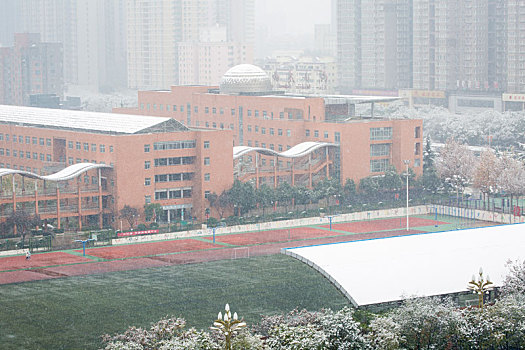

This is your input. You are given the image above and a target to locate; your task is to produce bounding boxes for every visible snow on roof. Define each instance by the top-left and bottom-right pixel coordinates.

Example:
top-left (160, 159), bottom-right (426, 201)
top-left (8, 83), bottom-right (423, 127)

top-left (283, 223), bottom-right (525, 307)
top-left (0, 163), bottom-right (112, 182)
top-left (233, 141), bottom-right (338, 159)
top-left (0, 104), bottom-right (178, 134)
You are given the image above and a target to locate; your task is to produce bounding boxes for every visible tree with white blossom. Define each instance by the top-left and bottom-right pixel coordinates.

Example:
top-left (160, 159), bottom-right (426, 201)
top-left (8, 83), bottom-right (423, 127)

top-left (435, 139), bottom-right (477, 199)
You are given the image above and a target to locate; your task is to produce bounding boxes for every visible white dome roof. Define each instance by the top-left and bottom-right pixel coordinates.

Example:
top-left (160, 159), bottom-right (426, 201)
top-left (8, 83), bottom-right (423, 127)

top-left (220, 64), bottom-right (272, 94)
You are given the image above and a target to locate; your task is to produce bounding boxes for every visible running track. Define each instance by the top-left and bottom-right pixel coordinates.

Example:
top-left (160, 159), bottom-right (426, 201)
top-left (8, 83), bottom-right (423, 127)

top-left (0, 216), bottom-right (467, 285)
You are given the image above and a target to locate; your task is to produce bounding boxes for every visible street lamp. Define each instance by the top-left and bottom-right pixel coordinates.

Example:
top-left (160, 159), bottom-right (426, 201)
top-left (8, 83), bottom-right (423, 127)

top-left (211, 303), bottom-right (246, 350)
top-left (403, 160), bottom-right (410, 231)
top-left (467, 267), bottom-right (494, 309)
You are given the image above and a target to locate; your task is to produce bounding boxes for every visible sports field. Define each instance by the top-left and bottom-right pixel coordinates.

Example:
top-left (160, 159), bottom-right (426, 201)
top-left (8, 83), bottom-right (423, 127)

top-left (0, 214), bottom-right (496, 349)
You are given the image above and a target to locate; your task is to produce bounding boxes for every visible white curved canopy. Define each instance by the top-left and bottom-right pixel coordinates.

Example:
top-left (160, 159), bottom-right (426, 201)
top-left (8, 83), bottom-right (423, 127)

top-left (284, 223), bottom-right (525, 307)
top-left (0, 163), bottom-right (112, 182)
top-left (233, 141), bottom-right (338, 159)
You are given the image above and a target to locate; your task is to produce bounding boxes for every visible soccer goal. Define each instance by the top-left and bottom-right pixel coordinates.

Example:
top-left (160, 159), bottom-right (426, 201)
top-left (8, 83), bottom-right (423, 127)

top-left (231, 247), bottom-right (250, 259)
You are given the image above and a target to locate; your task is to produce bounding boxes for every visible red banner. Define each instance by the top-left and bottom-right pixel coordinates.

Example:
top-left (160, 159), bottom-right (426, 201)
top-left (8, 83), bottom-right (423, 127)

top-left (117, 229), bottom-right (159, 237)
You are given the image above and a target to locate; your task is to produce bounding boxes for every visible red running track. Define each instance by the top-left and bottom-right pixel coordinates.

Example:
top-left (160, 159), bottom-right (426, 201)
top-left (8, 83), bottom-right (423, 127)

top-left (321, 217), bottom-right (449, 233)
top-left (77, 238), bottom-right (218, 259)
top-left (0, 252), bottom-right (92, 272)
top-left (202, 227), bottom-right (337, 246)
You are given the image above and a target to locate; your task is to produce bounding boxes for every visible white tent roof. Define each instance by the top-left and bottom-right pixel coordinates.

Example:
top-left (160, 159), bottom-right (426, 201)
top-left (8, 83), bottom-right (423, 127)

top-left (233, 141), bottom-right (338, 159)
top-left (0, 163), bottom-right (112, 182)
top-left (283, 223), bottom-right (525, 306)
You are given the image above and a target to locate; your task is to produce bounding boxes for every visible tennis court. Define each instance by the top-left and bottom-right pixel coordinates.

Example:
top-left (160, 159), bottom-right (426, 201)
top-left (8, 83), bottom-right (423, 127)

top-left (0, 252), bottom-right (92, 272)
top-left (321, 217), bottom-right (448, 233)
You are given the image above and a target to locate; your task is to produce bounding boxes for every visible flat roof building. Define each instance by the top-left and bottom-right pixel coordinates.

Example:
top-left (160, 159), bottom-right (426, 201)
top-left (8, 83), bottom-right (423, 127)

top-left (115, 64), bottom-right (423, 190)
top-left (0, 105), bottom-right (233, 229)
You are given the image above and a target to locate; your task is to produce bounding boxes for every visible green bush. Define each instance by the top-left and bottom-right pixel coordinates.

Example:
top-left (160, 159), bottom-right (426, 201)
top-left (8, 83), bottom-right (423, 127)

top-left (149, 222), bottom-right (159, 229)
top-left (136, 223), bottom-right (147, 231)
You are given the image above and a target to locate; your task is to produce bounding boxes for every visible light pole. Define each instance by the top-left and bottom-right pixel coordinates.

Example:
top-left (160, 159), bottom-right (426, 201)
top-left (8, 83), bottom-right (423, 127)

top-left (403, 160), bottom-right (410, 231)
top-left (211, 304), bottom-right (246, 350)
top-left (467, 267), bottom-right (494, 309)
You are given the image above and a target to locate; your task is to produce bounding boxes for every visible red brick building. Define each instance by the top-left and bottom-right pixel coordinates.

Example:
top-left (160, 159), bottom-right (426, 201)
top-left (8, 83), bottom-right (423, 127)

top-left (115, 64), bottom-right (423, 189)
top-left (0, 105), bottom-right (232, 229)
top-left (0, 33), bottom-right (63, 106)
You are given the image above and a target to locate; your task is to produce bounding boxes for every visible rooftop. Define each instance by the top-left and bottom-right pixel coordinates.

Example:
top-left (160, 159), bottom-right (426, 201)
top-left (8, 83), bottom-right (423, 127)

top-left (0, 105), bottom-right (189, 135)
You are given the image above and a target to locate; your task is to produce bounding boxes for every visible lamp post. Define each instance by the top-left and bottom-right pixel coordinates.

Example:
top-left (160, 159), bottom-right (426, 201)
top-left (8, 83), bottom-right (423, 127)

top-left (211, 304), bottom-right (246, 350)
top-left (467, 267), bottom-right (494, 309)
top-left (403, 160), bottom-right (410, 231)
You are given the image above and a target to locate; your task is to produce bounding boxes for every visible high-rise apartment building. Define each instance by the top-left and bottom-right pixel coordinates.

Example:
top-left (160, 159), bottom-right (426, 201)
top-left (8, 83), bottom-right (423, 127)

top-left (337, 0), bottom-right (412, 92)
top-left (0, 0), bottom-right (127, 90)
top-left (0, 33), bottom-right (63, 106)
top-left (127, 0), bottom-right (254, 90)
top-left (506, 0), bottom-right (525, 93)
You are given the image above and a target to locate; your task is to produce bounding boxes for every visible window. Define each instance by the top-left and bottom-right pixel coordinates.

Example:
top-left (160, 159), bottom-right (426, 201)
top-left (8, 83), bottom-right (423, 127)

top-left (46, 154), bottom-right (51, 161)
top-left (370, 127), bottom-right (393, 141)
top-left (255, 110), bottom-right (259, 117)
top-left (212, 122), bottom-right (217, 128)
top-left (261, 127), bottom-right (266, 135)
top-left (288, 112), bottom-right (293, 120)
top-left (287, 129), bottom-right (291, 137)
top-left (145, 178), bottom-right (151, 186)
top-left (415, 126), bottom-right (421, 138)
top-left (166, 105), bottom-right (170, 111)
top-left (278, 129), bottom-right (283, 136)
top-left (247, 110), bottom-right (252, 116)
top-left (370, 144), bottom-right (391, 157)
top-left (279, 112), bottom-right (284, 119)
top-left (68, 141), bottom-right (73, 149)
top-left (145, 195), bottom-right (151, 204)
top-left (204, 157), bottom-right (210, 165)
top-left (91, 144), bottom-right (96, 152)
top-left (205, 122), bottom-right (210, 127)
top-left (145, 161), bottom-right (151, 169)
top-left (220, 123), bottom-right (224, 129)
top-left (231, 108), bottom-right (235, 115)
top-left (173, 105), bottom-right (177, 111)
top-left (204, 173), bottom-right (210, 181)
top-left (212, 107), bottom-right (216, 114)
top-left (26, 136), bottom-right (30, 144)
top-left (33, 152), bottom-right (37, 159)
top-left (83, 143), bottom-right (89, 151)
top-left (270, 128), bottom-right (274, 135)
top-left (5, 149), bottom-right (9, 156)
top-left (205, 191), bottom-right (211, 198)
top-left (314, 130), bottom-right (319, 137)
top-left (68, 157), bottom-right (74, 165)
top-left (278, 144), bottom-right (283, 151)
top-left (263, 111), bottom-right (267, 118)
top-left (180, 105), bottom-right (184, 112)
top-left (415, 143), bottom-right (421, 155)
top-left (100, 144), bottom-right (105, 153)
top-left (370, 159), bottom-right (390, 172)
top-left (76, 158), bottom-right (81, 163)
top-left (204, 141), bottom-right (210, 149)
top-left (0, 134), bottom-right (3, 141)
top-left (26, 151), bottom-right (30, 158)
top-left (5, 134), bottom-right (9, 141)
top-left (13, 150), bottom-right (17, 157)
top-left (12, 135), bottom-right (16, 143)
top-left (270, 144), bottom-right (275, 150)
top-left (76, 142), bottom-right (81, 150)
top-left (335, 132), bottom-right (341, 142)
top-left (255, 126), bottom-right (259, 133)
top-left (40, 153), bottom-right (44, 161)
top-left (415, 158), bottom-right (421, 167)
top-left (0, 149), bottom-right (4, 155)
top-left (306, 129), bottom-right (310, 137)
top-left (109, 145), bottom-right (113, 153)
top-left (144, 144), bottom-right (150, 153)
top-left (194, 106), bottom-right (198, 113)
top-left (247, 125), bottom-right (252, 132)
top-left (205, 107), bottom-right (209, 114)
top-left (220, 108), bottom-right (224, 115)
top-left (46, 138), bottom-right (51, 146)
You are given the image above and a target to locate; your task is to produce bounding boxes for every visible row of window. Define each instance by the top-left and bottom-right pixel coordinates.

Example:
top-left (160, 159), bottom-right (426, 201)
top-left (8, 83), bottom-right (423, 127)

top-left (370, 127), bottom-right (393, 141)
top-left (153, 156), bottom-right (195, 167)
top-left (139, 103), bottom-right (304, 121)
top-left (0, 149), bottom-right (51, 161)
top-left (67, 141), bottom-right (113, 153)
top-left (153, 172), bottom-right (194, 183)
top-left (0, 134), bottom-right (51, 146)
top-left (245, 141), bottom-right (291, 151)
top-left (154, 188), bottom-right (192, 200)
top-left (150, 140), bottom-right (196, 151)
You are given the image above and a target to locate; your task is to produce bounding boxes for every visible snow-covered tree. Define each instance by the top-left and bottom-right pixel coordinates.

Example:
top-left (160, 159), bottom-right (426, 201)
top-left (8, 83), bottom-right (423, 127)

top-left (473, 150), bottom-right (500, 207)
top-left (320, 307), bottom-right (370, 350)
top-left (501, 259), bottom-right (525, 297)
top-left (435, 139), bottom-right (477, 197)
top-left (497, 156), bottom-right (525, 207)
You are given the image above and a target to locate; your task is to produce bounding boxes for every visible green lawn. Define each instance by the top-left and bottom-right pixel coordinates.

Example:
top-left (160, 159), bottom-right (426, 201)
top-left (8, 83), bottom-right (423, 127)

top-left (0, 254), bottom-right (349, 349)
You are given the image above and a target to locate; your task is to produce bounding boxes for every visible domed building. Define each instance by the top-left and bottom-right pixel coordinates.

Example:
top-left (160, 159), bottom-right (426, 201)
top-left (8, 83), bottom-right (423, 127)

top-left (219, 64), bottom-right (273, 95)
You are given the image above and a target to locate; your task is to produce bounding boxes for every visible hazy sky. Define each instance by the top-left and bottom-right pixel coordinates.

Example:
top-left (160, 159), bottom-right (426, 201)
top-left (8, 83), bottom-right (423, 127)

top-left (255, 0), bottom-right (331, 36)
